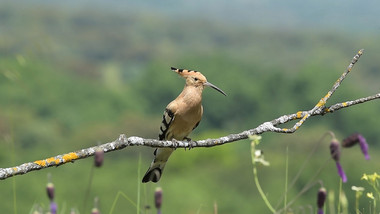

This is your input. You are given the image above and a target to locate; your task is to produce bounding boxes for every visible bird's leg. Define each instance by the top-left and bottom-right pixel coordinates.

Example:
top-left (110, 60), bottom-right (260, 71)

top-left (183, 137), bottom-right (194, 150)
top-left (171, 138), bottom-right (178, 150)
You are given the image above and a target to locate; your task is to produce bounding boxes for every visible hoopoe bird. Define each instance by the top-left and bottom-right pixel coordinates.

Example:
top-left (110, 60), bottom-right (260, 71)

top-left (142, 67), bottom-right (226, 183)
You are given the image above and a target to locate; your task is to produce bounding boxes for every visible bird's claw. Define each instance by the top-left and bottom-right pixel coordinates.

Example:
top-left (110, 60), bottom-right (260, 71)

top-left (187, 142), bottom-right (194, 150)
top-left (172, 139), bottom-right (178, 150)
top-left (183, 137), bottom-right (194, 150)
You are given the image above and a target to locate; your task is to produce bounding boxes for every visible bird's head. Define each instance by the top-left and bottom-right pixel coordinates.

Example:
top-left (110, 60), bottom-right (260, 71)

top-left (171, 67), bottom-right (226, 96)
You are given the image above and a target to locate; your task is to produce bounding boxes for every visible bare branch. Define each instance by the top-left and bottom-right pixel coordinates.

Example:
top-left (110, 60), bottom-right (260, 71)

top-left (0, 49), bottom-right (378, 180)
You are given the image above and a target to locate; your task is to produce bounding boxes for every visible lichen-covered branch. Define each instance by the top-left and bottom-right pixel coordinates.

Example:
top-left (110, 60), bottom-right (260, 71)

top-left (0, 49), bottom-right (378, 180)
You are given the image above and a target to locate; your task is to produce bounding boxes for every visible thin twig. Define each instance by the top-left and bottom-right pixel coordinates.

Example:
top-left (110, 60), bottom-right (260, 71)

top-left (0, 49), bottom-right (378, 180)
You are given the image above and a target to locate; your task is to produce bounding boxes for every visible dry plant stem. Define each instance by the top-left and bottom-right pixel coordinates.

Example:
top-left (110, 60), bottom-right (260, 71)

top-left (284, 147), bottom-right (289, 213)
top-left (0, 49), bottom-right (377, 180)
top-left (82, 165), bottom-right (94, 213)
top-left (275, 131), bottom-right (334, 209)
top-left (278, 158), bottom-right (331, 213)
top-left (213, 201), bottom-right (218, 214)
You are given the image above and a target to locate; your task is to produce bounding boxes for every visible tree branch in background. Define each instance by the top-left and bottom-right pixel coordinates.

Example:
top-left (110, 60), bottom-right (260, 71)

top-left (1, 49), bottom-right (378, 180)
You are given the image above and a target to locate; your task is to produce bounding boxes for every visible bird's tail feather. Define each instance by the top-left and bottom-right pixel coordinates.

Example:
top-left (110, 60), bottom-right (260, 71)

top-left (142, 148), bottom-right (174, 183)
top-left (142, 168), bottom-right (162, 183)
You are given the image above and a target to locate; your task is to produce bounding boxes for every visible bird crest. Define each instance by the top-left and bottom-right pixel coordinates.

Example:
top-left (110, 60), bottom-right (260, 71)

top-left (171, 67), bottom-right (207, 83)
top-left (170, 67), bottom-right (227, 96)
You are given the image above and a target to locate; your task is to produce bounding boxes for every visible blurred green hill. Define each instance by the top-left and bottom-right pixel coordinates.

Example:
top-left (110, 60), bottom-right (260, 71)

top-left (0, 2), bottom-right (380, 214)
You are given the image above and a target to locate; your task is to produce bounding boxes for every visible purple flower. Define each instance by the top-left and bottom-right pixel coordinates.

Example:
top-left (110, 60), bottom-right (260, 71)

top-left (317, 187), bottom-right (327, 214)
top-left (358, 135), bottom-right (370, 160)
top-left (342, 133), bottom-right (360, 147)
top-left (94, 149), bottom-right (104, 167)
top-left (50, 201), bottom-right (57, 214)
top-left (335, 162), bottom-right (347, 183)
top-left (342, 133), bottom-right (370, 160)
top-left (155, 187), bottom-right (163, 214)
top-left (46, 182), bottom-right (54, 201)
top-left (330, 139), bottom-right (340, 162)
top-left (330, 139), bottom-right (347, 182)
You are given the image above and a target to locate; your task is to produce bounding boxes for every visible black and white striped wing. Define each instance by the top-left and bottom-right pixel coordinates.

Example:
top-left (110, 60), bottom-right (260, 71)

top-left (142, 108), bottom-right (175, 183)
top-left (158, 108), bottom-right (175, 140)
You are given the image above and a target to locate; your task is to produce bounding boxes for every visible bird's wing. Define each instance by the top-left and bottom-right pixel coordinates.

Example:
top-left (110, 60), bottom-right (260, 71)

top-left (158, 108), bottom-right (175, 140)
top-left (142, 108), bottom-right (176, 183)
top-left (192, 121), bottom-right (200, 130)
top-left (192, 105), bottom-right (203, 131)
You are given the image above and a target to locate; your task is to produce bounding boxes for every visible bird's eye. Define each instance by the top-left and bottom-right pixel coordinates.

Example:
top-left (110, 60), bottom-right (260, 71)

top-left (194, 77), bottom-right (198, 81)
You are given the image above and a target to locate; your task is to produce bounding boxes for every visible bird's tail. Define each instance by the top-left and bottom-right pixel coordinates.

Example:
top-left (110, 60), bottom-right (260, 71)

top-left (142, 148), bottom-right (174, 183)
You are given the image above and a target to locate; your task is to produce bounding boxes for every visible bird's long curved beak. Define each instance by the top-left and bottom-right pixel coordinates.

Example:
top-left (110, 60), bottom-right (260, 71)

top-left (204, 82), bottom-right (227, 96)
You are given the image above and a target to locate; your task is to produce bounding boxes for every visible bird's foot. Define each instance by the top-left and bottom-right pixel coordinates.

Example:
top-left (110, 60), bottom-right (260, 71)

top-left (183, 137), bottom-right (194, 150)
top-left (171, 138), bottom-right (178, 150)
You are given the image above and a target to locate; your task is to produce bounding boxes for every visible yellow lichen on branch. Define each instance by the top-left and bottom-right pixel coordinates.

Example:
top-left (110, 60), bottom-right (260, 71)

top-left (62, 152), bottom-right (79, 163)
top-left (34, 160), bottom-right (47, 167)
top-left (34, 152), bottom-right (79, 167)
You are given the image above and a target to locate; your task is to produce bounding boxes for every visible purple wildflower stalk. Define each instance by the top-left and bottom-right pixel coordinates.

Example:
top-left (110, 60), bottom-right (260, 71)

top-left (46, 173), bottom-right (55, 201)
top-left (330, 139), bottom-right (340, 161)
top-left (336, 162), bottom-right (347, 183)
top-left (330, 139), bottom-right (347, 182)
top-left (50, 201), bottom-right (57, 214)
top-left (317, 187), bottom-right (327, 214)
top-left (46, 182), bottom-right (54, 201)
top-left (46, 173), bottom-right (57, 213)
top-left (358, 135), bottom-right (370, 160)
top-left (94, 149), bottom-right (104, 167)
top-left (342, 133), bottom-right (370, 160)
top-left (342, 133), bottom-right (359, 147)
top-left (155, 187), bottom-right (163, 214)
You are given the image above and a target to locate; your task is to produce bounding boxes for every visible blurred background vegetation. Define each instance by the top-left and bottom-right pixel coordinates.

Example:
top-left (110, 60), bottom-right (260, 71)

top-left (0, 0), bottom-right (380, 213)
